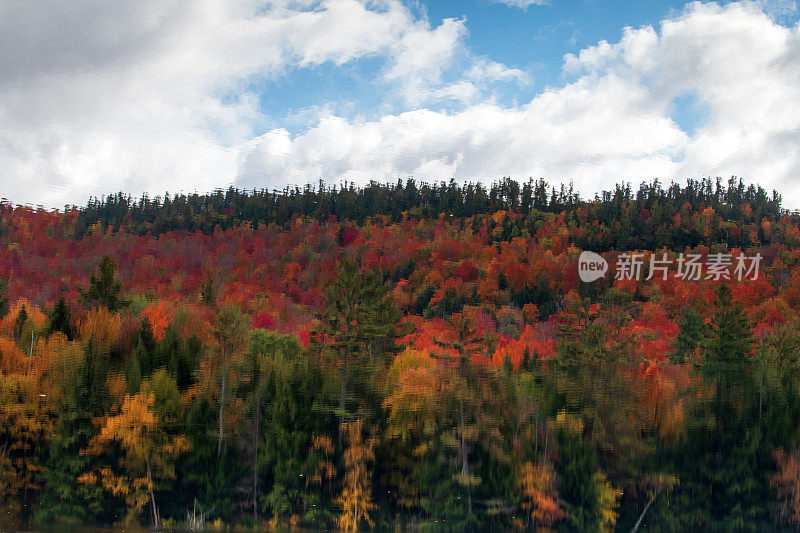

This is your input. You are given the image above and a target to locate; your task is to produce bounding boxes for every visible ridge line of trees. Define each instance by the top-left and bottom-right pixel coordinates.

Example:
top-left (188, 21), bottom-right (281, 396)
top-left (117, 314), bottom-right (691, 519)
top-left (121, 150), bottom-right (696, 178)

top-left (69, 177), bottom-right (782, 238)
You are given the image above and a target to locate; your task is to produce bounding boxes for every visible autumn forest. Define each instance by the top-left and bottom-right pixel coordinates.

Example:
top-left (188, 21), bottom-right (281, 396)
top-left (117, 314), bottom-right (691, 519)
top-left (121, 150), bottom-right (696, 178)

top-left (3, 177), bottom-right (800, 531)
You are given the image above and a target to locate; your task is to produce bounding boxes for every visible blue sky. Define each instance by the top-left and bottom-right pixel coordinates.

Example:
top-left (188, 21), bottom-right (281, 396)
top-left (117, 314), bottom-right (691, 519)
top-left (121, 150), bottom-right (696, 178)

top-left (256, 1), bottom-right (701, 132)
top-left (1, 0), bottom-right (800, 207)
top-left (422, 0), bottom-right (688, 88)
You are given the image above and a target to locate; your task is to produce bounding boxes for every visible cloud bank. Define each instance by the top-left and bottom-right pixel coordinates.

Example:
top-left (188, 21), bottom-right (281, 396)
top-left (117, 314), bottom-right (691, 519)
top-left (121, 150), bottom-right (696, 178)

top-left (1, 1), bottom-right (799, 207)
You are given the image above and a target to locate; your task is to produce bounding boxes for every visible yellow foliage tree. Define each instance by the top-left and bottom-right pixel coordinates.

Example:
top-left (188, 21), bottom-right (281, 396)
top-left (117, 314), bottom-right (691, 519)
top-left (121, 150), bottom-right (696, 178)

top-left (595, 471), bottom-right (622, 532)
top-left (383, 348), bottom-right (437, 509)
top-left (80, 307), bottom-right (122, 354)
top-left (335, 417), bottom-right (377, 531)
top-left (1, 300), bottom-right (46, 371)
top-left (40, 332), bottom-right (84, 403)
top-left (83, 390), bottom-right (188, 527)
top-left (0, 373), bottom-right (50, 519)
top-left (309, 435), bottom-right (336, 487)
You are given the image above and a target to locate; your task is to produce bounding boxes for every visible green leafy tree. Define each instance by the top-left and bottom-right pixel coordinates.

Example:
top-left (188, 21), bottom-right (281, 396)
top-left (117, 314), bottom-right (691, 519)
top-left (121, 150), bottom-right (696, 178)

top-left (199, 269), bottom-right (217, 307)
top-left (544, 295), bottom-right (655, 530)
top-left (555, 412), bottom-right (621, 532)
top-left (178, 394), bottom-right (240, 525)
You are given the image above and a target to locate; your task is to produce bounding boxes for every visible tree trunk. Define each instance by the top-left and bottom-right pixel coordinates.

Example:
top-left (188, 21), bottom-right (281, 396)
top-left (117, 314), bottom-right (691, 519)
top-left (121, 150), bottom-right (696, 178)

top-left (631, 490), bottom-right (658, 533)
top-left (354, 460), bottom-right (360, 531)
top-left (252, 387), bottom-right (261, 523)
top-left (27, 332), bottom-right (35, 374)
top-left (338, 348), bottom-right (348, 448)
top-left (147, 461), bottom-right (160, 528)
top-left (457, 353), bottom-right (472, 516)
top-left (218, 347), bottom-right (226, 457)
top-left (459, 399), bottom-right (472, 515)
top-left (338, 318), bottom-right (351, 448)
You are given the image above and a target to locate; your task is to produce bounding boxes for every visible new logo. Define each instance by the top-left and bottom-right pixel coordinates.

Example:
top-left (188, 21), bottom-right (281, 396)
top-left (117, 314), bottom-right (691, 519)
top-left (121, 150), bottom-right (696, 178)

top-left (578, 251), bottom-right (608, 283)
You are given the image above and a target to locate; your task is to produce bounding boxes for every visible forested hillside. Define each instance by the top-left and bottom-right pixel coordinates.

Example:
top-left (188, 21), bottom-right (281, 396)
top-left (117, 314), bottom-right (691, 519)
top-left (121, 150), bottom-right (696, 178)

top-left (2, 177), bottom-right (800, 531)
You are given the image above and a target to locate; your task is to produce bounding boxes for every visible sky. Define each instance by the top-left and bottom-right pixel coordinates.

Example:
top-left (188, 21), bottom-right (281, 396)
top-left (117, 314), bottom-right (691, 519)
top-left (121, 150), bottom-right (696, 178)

top-left (1, 0), bottom-right (799, 208)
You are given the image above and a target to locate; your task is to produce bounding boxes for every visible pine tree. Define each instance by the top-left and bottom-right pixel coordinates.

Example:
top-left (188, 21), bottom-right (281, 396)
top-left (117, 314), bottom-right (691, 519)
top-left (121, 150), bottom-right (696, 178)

top-left (81, 254), bottom-right (128, 310)
top-left (47, 297), bottom-right (72, 340)
top-left (431, 315), bottom-right (485, 517)
top-left (0, 280), bottom-right (9, 319)
top-left (210, 306), bottom-right (249, 457)
top-left (126, 341), bottom-right (144, 394)
top-left (37, 338), bottom-right (118, 525)
top-left (199, 269), bottom-right (217, 307)
top-left (659, 285), bottom-right (773, 529)
top-left (12, 305), bottom-right (28, 341)
top-left (672, 306), bottom-right (704, 364)
top-left (317, 259), bottom-right (399, 444)
top-left (702, 285), bottom-right (752, 391)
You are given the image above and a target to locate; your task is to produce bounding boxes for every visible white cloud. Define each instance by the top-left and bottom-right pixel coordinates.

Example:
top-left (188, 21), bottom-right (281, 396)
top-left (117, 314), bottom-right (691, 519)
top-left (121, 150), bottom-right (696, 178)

top-left (382, 15), bottom-right (469, 105)
top-left (384, 16), bottom-right (467, 83)
top-left (467, 58), bottom-right (532, 84)
top-left (562, 1), bottom-right (800, 202)
top-left (3, 1), bottom-right (800, 208)
top-left (237, 74), bottom-right (687, 193)
top-left (492, 0), bottom-right (549, 8)
top-left (0, 0), bottom-right (464, 206)
top-left (238, 1), bottom-right (800, 206)
top-left (423, 81), bottom-right (482, 104)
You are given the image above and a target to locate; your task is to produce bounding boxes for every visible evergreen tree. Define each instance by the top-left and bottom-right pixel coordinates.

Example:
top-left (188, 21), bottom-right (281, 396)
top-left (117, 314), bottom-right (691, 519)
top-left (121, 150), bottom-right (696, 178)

top-left (672, 306), bottom-right (704, 363)
top-left (126, 341), bottom-right (144, 394)
top-left (199, 269), bottom-right (217, 307)
top-left (37, 338), bottom-right (120, 525)
top-left (47, 297), bottom-right (73, 340)
top-left (0, 280), bottom-right (9, 319)
top-left (702, 285), bottom-right (752, 390)
top-left (317, 259), bottom-right (399, 443)
top-left (658, 285), bottom-right (774, 530)
top-left (240, 331), bottom-right (331, 526)
top-left (412, 315), bottom-right (514, 530)
top-left (556, 416), bottom-right (620, 532)
top-left (210, 306), bottom-right (249, 457)
top-left (81, 254), bottom-right (128, 310)
top-left (12, 305), bottom-right (28, 341)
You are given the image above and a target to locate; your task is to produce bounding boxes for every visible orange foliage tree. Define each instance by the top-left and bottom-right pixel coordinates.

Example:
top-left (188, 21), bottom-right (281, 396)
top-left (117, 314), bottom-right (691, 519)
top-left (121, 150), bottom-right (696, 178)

top-left (141, 300), bottom-right (174, 342)
top-left (772, 449), bottom-right (800, 525)
top-left (518, 460), bottom-right (566, 529)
